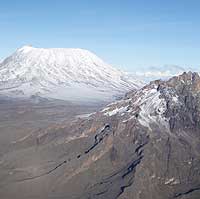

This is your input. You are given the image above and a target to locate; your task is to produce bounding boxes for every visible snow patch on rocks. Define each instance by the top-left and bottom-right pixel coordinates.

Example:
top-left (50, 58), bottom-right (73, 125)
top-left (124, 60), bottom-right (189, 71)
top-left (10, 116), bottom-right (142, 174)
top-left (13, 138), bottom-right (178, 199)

top-left (103, 106), bottom-right (129, 116)
top-left (101, 83), bottom-right (180, 130)
top-left (135, 87), bottom-right (168, 130)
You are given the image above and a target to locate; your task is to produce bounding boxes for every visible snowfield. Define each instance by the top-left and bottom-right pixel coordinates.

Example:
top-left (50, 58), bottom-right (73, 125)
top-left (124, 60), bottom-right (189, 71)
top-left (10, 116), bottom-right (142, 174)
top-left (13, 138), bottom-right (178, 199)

top-left (0, 46), bottom-right (144, 102)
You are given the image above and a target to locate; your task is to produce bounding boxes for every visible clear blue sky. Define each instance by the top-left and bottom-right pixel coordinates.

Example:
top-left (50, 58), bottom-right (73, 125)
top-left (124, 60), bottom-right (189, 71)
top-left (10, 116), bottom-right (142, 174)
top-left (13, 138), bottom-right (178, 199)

top-left (0, 0), bottom-right (200, 71)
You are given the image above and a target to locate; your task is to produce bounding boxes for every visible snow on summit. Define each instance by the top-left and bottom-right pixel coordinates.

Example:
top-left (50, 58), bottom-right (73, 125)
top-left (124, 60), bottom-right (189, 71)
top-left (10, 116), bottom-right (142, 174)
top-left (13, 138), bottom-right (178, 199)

top-left (0, 46), bottom-right (143, 102)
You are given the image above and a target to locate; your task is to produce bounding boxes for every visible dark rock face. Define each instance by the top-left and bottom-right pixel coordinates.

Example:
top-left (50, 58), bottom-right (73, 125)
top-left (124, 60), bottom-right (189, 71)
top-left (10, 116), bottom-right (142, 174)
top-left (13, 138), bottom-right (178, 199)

top-left (0, 72), bottom-right (200, 199)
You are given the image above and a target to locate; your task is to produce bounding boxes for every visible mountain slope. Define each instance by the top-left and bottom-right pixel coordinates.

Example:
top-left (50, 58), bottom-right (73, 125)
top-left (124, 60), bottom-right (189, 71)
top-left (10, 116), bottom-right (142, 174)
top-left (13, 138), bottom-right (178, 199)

top-left (0, 72), bottom-right (200, 199)
top-left (0, 46), bottom-right (143, 101)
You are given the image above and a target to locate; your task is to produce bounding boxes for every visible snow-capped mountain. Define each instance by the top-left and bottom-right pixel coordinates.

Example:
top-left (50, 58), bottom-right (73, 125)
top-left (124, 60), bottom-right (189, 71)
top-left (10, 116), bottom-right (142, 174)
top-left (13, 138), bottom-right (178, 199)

top-left (0, 46), bottom-right (144, 102)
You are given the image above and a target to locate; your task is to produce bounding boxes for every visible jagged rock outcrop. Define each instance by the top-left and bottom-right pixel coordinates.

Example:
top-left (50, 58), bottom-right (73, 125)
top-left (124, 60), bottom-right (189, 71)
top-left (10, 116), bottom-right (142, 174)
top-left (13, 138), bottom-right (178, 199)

top-left (0, 72), bottom-right (200, 199)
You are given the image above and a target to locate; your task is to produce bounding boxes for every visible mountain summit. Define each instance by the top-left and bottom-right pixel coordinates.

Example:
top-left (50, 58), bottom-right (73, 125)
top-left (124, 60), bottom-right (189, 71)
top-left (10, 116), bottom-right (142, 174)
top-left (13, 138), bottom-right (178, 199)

top-left (0, 46), bottom-right (143, 102)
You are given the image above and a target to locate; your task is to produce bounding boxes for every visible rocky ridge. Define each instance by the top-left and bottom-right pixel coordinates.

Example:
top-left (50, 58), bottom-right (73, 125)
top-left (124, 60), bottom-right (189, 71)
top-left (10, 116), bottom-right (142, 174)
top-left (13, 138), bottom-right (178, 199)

top-left (0, 72), bottom-right (200, 199)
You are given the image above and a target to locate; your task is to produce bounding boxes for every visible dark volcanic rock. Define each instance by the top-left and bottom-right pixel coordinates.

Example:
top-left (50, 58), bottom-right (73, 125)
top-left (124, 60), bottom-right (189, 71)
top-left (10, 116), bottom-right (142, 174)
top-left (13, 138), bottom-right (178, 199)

top-left (0, 72), bottom-right (200, 199)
